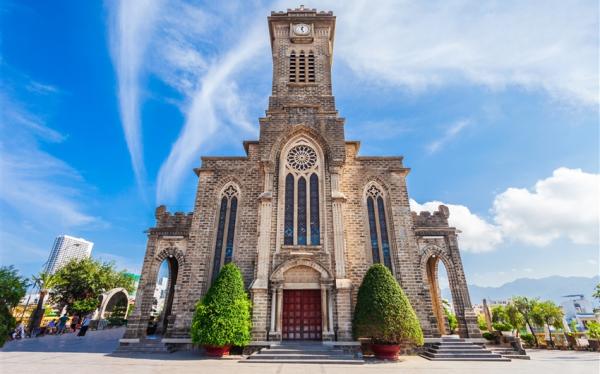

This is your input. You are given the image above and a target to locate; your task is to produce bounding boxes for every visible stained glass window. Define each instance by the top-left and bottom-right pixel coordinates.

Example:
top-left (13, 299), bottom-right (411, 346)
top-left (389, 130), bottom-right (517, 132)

top-left (367, 196), bottom-right (380, 264)
top-left (377, 196), bottom-right (392, 271)
top-left (297, 177), bottom-right (307, 245)
top-left (224, 196), bottom-right (237, 264)
top-left (284, 174), bottom-right (294, 245)
top-left (212, 196), bottom-right (228, 282)
top-left (310, 173), bottom-right (319, 245)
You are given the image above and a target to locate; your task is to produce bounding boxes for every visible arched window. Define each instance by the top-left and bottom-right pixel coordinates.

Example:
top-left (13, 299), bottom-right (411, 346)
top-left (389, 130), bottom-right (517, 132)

top-left (283, 144), bottom-right (321, 246)
top-left (366, 185), bottom-right (393, 271)
top-left (212, 185), bottom-right (239, 282)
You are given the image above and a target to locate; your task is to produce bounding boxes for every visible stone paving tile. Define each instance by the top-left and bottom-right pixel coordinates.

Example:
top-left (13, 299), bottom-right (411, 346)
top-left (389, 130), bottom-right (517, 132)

top-left (1, 329), bottom-right (599, 374)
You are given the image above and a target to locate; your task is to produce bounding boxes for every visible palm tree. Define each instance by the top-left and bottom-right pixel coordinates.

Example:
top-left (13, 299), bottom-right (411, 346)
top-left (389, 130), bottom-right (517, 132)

top-left (28, 272), bottom-right (58, 334)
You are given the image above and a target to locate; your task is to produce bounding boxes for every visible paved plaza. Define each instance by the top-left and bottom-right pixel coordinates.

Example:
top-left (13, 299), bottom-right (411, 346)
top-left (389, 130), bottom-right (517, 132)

top-left (1, 328), bottom-right (599, 374)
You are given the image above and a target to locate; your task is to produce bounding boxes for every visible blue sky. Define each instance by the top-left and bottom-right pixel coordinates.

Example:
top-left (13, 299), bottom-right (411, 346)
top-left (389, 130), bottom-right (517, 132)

top-left (1, 0), bottom-right (598, 288)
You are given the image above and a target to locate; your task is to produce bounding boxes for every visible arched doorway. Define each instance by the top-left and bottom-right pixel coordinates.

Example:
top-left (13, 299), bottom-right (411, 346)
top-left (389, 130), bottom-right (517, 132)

top-left (149, 256), bottom-right (178, 336)
top-left (426, 254), bottom-right (458, 336)
top-left (98, 288), bottom-right (129, 320)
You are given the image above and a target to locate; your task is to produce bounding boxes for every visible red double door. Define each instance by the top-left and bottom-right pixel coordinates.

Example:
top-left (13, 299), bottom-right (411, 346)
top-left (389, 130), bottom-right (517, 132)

top-left (282, 290), bottom-right (322, 340)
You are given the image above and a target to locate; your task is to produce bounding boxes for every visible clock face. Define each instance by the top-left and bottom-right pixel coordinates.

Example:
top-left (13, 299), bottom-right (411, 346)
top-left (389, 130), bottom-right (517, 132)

top-left (294, 24), bottom-right (310, 36)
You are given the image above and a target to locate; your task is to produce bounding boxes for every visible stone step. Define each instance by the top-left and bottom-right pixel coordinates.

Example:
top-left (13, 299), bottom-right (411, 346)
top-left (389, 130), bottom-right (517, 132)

top-left (259, 349), bottom-right (336, 355)
top-left (250, 353), bottom-right (356, 360)
top-left (425, 349), bottom-right (491, 354)
top-left (241, 358), bottom-right (364, 365)
top-left (421, 352), bottom-right (506, 359)
top-left (423, 357), bottom-right (512, 362)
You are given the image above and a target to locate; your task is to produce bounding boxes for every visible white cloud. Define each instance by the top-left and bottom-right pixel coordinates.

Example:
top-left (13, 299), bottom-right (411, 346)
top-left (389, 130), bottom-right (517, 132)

top-left (108, 0), bottom-right (164, 187)
top-left (0, 85), bottom-right (100, 231)
top-left (413, 167), bottom-right (599, 253)
top-left (328, 0), bottom-right (598, 105)
top-left (427, 119), bottom-right (470, 154)
top-left (411, 199), bottom-right (502, 252)
top-left (493, 167), bottom-right (599, 246)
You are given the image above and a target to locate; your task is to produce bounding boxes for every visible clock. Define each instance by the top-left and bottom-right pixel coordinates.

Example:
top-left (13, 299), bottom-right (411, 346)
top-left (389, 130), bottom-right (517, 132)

top-left (293, 23), bottom-right (310, 36)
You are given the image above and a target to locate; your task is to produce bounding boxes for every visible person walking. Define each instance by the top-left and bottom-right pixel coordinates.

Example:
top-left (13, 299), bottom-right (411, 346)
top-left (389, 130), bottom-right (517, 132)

top-left (77, 315), bottom-right (91, 337)
top-left (57, 314), bottom-right (69, 334)
top-left (70, 315), bottom-right (79, 333)
top-left (47, 319), bottom-right (57, 334)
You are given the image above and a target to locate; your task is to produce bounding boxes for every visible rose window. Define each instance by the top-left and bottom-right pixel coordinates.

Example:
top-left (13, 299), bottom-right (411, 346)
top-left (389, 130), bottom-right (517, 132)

top-left (287, 145), bottom-right (317, 171)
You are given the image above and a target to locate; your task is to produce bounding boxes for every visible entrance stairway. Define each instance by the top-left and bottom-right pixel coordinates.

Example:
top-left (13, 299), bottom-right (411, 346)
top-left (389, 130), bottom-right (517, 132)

top-left (487, 346), bottom-right (530, 360)
top-left (420, 337), bottom-right (511, 361)
top-left (114, 338), bottom-right (175, 354)
top-left (244, 342), bottom-right (364, 364)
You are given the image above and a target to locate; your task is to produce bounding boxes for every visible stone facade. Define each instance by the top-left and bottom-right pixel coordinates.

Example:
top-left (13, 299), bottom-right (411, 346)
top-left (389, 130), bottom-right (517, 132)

top-left (123, 6), bottom-right (481, 343)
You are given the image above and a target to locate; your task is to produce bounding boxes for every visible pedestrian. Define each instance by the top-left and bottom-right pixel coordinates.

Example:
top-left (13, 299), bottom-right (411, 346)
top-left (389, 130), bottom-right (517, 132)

top-left (57, 314), bottom-right (69, 334)
top-left (12, 321), bottom-right (25, 339)
top-left (47, 319), bottom-right (57, 334)
top-left (77, 315), bottom-right (91, 337)
top-left (70, 315), bottom-right (79, 333)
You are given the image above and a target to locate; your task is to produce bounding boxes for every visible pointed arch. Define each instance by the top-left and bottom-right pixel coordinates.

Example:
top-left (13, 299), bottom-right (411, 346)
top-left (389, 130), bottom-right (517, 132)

top-left (363, 182), bottom-right (394, 272)
top-left (211, 183), bottom-right (240, 283)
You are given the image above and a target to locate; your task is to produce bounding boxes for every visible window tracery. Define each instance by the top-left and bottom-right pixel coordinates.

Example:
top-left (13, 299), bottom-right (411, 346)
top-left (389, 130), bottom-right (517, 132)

top-left (212, 185), bottom-right (239, 282)
top-left (282, 143), bottom-right (321, 246)
top-left (366, 184), bottom-right (393, 271)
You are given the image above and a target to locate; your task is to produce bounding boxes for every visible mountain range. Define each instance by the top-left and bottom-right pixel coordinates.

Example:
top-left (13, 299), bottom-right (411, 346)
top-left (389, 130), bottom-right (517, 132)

top-left (442, 275), bottom-right (600, 305)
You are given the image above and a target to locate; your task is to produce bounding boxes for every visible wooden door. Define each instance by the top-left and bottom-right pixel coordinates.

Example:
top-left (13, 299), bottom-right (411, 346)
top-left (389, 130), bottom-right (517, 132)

top-left (282, 290), bottom-right (322, 340)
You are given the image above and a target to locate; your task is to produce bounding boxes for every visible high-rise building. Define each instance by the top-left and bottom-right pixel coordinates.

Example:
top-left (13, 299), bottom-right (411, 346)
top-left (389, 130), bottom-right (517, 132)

top-left (44, 235), bottom-right (94, 274)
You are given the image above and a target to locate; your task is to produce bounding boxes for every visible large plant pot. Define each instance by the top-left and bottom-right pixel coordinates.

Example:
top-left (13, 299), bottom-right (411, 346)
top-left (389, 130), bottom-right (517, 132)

top-left (589, 339), bottom-right (600, 352)
top-left (371, 344), bottom-right (401, 360)
top-left (203, 345), bottom-right (231, 357)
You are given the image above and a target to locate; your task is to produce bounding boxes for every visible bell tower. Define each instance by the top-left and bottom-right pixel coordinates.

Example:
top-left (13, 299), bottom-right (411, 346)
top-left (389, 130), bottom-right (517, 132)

top-left (267, 6), bottom-right (337, 114)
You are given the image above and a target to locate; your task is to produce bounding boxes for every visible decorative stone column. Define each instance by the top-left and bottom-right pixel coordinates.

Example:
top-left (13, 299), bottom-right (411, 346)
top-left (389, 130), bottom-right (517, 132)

top-left (330, 165), bottom-right (353, 340)
top-left (250, 162), bottom-right (274, 341)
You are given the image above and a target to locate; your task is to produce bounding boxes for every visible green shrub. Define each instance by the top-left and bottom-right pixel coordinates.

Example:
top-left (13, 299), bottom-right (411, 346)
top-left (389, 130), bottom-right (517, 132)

top-left (587, 321), bottom-right (600, 340)
top-left (482, 331), bottom-right (496, 341)
top-left (492, 321), bottom-right (512, 332)
top-left (190, 264), bottom-right (251, 347)
top-left (352, 264), bottom-right (424, 346)
top-left (477, 314), bottom-right (488, 331)
top-left (520, 333), bottom-right (535, 346)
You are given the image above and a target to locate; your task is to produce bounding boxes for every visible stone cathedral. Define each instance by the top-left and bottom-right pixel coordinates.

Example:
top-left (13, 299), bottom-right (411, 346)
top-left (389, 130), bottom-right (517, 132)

top-left (123, 7), bottom-right (481, 345)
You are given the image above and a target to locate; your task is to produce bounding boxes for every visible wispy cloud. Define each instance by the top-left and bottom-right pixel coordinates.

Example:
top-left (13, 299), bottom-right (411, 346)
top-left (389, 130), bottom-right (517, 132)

top-left (426, 119), bottom-right (470, 154)
top-left (108, 0), bottom-right (165, 188)
top-left (329, 0), bottom-right (598, 106)
top-left (0, 88), bottom-right (100, 229)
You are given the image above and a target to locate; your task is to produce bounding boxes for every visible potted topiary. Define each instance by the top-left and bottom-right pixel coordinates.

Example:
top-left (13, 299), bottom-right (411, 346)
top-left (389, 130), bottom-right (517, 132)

top-left (353, 264), bottom-right (424, 360)
top-left (190, 263), bottom-right (252, 357)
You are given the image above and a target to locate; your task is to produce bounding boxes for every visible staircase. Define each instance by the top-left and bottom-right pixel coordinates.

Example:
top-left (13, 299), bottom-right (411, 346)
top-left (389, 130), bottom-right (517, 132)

top-left (420, 337), bottom-right (510, 361)
top-left (244, 342), bottom-right (364, 364)
top-left (114, 338), bottom-right (175, 354)
top-left (488, 346), bottom-right (530, 360)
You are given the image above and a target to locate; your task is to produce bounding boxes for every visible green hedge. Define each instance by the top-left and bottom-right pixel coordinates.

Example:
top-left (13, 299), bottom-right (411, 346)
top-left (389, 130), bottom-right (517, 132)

top-left (190, 264), bottom-right (251, 347)
top-left (352, 264), bottom-right (424, 346)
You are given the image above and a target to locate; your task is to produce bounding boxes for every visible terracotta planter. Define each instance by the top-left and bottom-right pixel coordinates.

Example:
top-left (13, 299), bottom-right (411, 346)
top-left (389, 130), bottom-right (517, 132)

top-left (371, 343), bottom-right (401, 360)
top-left (203, 345), bottom-right (231, 357)
top-left (589, 339), bottom-right (600, 352)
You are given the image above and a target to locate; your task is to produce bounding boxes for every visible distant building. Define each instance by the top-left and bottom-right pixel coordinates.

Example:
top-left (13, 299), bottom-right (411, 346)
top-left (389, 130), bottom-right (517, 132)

top-left (151, 277), bottom-right (169, 316)
top-left (561, 294), bottom-right (599, 331)
top-left (44, 235), bottom-right (93, 274)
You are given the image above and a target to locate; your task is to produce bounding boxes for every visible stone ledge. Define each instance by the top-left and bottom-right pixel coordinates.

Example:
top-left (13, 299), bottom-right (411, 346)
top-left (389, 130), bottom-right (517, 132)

top-left (162, 338), bottom-right (193, 344)
top-left (119, 338), bottom-right (140, 343)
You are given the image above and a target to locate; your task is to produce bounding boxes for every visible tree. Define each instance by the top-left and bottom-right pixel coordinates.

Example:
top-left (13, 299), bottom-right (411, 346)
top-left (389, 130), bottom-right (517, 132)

top-left (0, 266), bottom-right (29, 347)
top-left (593, 283), bottom-right (600, 301)
top-left (28, 271), bottom-right (58, 334)
top-left (442, 299), bottom-right (458, 334)
top-left (190, 264), bottom-right (251, 349)
top-left (531, 300), bottom-right (564, 347)
top-left (353, 264), bottom-right (424, 346)
top-left (505, 302), bottom-right (525, 336)
top-left (50, 258), bottom-right (135, 315)
top-left (512, 296), bottom-right (540, 347)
